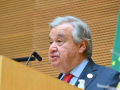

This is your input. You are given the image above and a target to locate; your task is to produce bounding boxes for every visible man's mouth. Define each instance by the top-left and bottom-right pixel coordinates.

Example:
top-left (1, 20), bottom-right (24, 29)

top-left (50, 55), bottom-right (59, 60)
top-left (51, 56), bottom-right (56, 58)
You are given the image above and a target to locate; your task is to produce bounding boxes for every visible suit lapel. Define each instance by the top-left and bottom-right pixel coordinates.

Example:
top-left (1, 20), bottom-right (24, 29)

top-left (74, 59), bottom-right (98, 89)
top-left (57, 73), bottom-right (63, 79)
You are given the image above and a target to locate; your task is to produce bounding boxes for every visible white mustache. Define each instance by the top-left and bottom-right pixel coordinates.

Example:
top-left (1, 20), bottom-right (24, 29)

top-left (50, 52), bottom-right (60, 56)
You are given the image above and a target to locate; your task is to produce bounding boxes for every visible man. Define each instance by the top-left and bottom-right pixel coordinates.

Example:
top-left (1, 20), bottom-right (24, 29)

top-left (48, 16), bottom-right (120, 90)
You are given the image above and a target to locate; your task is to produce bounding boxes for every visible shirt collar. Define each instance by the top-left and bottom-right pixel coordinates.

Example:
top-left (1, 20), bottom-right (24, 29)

top-left (61, 58), bottom-right (89, 79)
top-left (70, 58), bottom-right (89, 78)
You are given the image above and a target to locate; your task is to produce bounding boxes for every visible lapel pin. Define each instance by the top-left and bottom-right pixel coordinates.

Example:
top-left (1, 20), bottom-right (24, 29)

top-left (87, 73), bottom-right (93, 79)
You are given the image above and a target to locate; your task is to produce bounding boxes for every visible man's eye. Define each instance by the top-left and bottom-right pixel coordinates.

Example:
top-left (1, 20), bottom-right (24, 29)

top-left (49, 42), bottom-right (53, 44)
top-left (58, 40), bottom-right (62, 42)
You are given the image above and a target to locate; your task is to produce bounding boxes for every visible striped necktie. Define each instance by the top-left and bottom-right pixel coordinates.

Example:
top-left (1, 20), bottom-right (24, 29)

top-left (63, 74), bottom-right (73, 83)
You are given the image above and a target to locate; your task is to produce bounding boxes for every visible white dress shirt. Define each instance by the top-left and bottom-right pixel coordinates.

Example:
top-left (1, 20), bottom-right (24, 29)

top-left (60, 58), bottom-right (89, 86)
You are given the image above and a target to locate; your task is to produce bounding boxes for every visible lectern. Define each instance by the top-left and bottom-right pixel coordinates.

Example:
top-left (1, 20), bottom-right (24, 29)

top-left (0, 55), bottom-right (82, 90)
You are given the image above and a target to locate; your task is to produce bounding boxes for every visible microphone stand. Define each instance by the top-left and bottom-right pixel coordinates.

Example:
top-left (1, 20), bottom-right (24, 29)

top-left (26, 52), bottom-right (35, 66)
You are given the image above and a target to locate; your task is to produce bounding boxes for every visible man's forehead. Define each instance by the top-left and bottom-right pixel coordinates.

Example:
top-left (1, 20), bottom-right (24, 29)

top-left (51, 23), bottom-right (73, 32)
top-left (50, 29), bottom-right (66, 34)
top-left (49, 23), bottom-right (73, 38)
top-left (49, 33), bottom-right (65, 39)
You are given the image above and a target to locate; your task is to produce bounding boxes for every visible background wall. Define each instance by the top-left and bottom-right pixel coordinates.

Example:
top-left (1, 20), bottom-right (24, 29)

top-left (0, 0), bottom-right (120, 77)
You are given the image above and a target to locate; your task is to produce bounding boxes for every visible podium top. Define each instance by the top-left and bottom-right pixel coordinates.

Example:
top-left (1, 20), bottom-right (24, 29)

top-left (0, 55), bottom-right (83, 90)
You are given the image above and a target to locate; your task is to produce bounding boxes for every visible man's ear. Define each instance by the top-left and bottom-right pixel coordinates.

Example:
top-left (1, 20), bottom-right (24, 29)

top-left (79, 40), bottom-right (87, 53)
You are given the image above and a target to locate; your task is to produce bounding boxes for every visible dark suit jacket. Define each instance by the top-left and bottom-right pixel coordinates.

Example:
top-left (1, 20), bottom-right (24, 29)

top-left (58, 59), bottom-right (120, 90)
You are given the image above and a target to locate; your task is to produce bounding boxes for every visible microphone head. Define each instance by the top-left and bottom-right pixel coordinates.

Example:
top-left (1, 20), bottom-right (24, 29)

top-left (33, 52), bottom-right (42, 61)
top-left (110, 49), bottom-right (113, 53)
top-left (110, 49), bottom-right (120, 57)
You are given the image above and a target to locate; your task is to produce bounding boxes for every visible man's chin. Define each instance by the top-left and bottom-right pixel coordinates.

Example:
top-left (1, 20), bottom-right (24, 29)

top-left (51, 63), bottom-right (59, 68)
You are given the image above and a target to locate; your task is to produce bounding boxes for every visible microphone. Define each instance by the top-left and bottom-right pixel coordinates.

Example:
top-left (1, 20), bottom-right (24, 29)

top-left (32, 52), bottom-right (42, 61)
top-left (110, 49), bottom-right (120, 56)
top-left (12, 57), bottom-right (35, 62)
top-left (26, 51), bottom-right (42, 66)
top-left (97, 83), bottom-right (116, 90)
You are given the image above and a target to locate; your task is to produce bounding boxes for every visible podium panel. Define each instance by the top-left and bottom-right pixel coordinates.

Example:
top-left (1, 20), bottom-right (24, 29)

top-left (0, 55), bottom-right (82, 90)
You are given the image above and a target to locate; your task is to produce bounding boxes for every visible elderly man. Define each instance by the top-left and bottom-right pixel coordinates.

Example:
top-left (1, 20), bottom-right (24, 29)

top-left (48, 16), bottom-right (120, 90)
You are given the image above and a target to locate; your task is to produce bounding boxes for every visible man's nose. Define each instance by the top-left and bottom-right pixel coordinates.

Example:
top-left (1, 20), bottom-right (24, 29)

top-left (51, 47), bottom-right (57, 52)
top-left (49, 42), bottom-right (58, 53)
